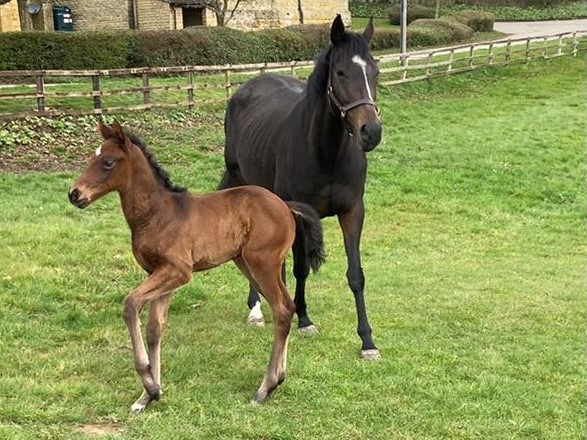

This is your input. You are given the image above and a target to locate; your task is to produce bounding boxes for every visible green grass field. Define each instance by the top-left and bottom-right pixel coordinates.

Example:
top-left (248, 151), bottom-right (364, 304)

top-left (0, 55), bottom-right (585, 439)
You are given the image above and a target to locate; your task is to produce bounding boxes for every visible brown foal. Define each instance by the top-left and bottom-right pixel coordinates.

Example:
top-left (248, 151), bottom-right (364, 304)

top-left (69, 121), bottom-right (324, 411)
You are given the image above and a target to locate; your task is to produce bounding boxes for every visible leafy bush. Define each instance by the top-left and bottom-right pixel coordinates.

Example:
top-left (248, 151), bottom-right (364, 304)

top-left (389, 4), bottom-right (436, 25)
top-left (409, 19), bottom-right (474, 46)
top-left (444, 10), bottom-right (495, 32)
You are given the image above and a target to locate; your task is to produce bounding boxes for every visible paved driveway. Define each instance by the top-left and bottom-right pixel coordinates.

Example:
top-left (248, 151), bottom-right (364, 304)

top-left (494, 19), bottom-right (587, 38)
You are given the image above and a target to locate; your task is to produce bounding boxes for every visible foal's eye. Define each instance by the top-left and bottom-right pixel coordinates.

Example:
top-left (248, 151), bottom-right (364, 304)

top-left (336, 70), bottom-right (346, 77)
top-left (102, 159), bottom-right (116, 170)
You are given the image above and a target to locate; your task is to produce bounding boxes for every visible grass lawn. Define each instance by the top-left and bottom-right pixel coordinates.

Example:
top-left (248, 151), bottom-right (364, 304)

top-left (0, 55), bottom-right (585, 439)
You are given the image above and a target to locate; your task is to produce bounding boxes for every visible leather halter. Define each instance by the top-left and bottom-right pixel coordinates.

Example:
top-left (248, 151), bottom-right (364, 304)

top-left (326, 59), bottom-right (379, 121)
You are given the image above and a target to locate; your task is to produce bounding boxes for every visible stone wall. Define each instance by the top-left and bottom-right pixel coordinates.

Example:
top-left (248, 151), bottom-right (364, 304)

top-left (63, 0), bottom-right (129, 31)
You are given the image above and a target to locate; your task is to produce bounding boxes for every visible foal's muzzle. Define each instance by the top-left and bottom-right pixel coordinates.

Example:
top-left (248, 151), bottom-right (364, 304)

top-left (68, 188), bottom-right (90, 209)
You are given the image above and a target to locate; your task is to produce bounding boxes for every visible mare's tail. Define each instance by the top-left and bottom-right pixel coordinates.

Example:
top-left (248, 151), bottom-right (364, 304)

top-left (287, 202), bottom-right (326, 273)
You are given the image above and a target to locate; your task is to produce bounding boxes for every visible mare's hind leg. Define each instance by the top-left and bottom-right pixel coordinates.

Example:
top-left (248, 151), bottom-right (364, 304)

top-left (122, 265), bottom-right (191, 412)
top-left (235, 257), bottom-right (294, 404)
top-left (292, 237), bottom-right (317, 334)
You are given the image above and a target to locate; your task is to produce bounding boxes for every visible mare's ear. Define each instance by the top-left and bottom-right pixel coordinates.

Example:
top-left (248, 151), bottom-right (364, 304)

top-left (111, 121), bottom-right (131, 152)
top-left (331, 14), bottom-right (345, 45)
top-left (363, 17), bottom-right (374, 45)
top-left (97, 120), bottom-right (113, 140)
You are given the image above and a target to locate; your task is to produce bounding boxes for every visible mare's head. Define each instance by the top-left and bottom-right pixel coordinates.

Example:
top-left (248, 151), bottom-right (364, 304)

top-left (326, 15), bottom-right (382, 152)
top-left (68, 121), bottom-right (184, 209)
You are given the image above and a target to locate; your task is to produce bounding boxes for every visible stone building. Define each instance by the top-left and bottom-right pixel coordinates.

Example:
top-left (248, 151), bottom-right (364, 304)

top-left (0, 0), bottom-right (21, 31)
top-left (12, 0), bottom-right (350, 32)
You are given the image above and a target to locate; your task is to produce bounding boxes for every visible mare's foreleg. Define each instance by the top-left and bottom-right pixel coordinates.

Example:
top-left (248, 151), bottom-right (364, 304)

top-left (339, 202), bottom-right (380, 360)
top-left (122, 266), bottom-right (191, 412)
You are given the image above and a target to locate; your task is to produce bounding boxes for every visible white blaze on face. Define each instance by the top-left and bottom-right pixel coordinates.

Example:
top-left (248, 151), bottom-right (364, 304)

top-left (352, 55), bottom-right (374, 103)
top-left (95, 146), bottom-right (102, 156)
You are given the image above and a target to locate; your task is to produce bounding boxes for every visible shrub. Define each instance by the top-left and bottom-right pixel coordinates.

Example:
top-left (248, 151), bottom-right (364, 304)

top-left (408, 19), bottom-right (474, 46)
top-left (445, 10), bottom-right (495, 32)
top-left (388, 4), bottom-right (436, 25)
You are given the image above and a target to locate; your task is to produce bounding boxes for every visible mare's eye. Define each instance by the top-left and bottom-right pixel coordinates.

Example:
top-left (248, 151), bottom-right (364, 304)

top-left (102, 159), bottom-right (115, 170)
top-left (336, 70), bottom-right (345, 77)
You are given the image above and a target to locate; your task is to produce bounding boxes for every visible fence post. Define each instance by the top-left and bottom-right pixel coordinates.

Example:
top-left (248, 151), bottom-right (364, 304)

top-left (187, 70), bottom-right (194, 110)
top-left (225, 68), bottom-right (231, 100)
top-left (91, 74), bottom-right (102, 113)
top-left (142, 72), bottom-right (150, 108)
top-left (525, 39), bottom-right (531, 63)
top-left (505, 41), bottom-right (511, 66)
top-left (448, 49), bottom-right (454, 73)
top-left (488, 42), bottom-right (494, 65)
top-left (468, 45), bottom-right (474, 68)
top-left (557, 34), bottom-right (563, 56)
top-left (572, 32), bottom-right (578, 57)
top-left (35, 74), bottom-right (45, 113)
top-left (401, 55), bottom-right (409, 80)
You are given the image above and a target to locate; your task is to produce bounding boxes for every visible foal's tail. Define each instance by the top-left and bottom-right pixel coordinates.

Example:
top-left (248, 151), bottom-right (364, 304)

top-left (287, 202), bottom-right (326, 273)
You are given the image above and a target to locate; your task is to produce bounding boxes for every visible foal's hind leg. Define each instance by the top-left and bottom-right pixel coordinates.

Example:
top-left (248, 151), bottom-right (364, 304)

top-left (235, 257), bottom-right (294, 404)
top-left (246, 265), bottom-right (286, 327)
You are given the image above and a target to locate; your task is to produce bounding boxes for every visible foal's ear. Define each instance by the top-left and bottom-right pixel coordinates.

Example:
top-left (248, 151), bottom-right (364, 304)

top-left (111, 121), bottom-right (131, 151)
top-left (97, 120), bottom-right (113, 140)
top-left (363, 17), bottom-right (374, 45)
top-left (331, 14), bottom-right (345, 45)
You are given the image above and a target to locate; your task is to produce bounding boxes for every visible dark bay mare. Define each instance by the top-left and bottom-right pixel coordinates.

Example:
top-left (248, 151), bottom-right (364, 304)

top-left (219, 15), bottom-right (383, 360)
top-left (69, 121), bottom-right (324, 411)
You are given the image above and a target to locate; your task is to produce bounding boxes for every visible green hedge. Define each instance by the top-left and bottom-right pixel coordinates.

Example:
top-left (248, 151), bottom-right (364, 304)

top-left (388, 5), bottom-right (436, 25)
top-left (0, 25), bottom-right (330, 71)
top-left (0, 20), bottom-right (481, 72)
top-left (444, 10), bottom-right (495, 32)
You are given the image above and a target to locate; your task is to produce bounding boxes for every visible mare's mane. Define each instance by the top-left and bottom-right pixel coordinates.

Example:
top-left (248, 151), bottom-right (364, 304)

top-left (123, 130), bottom-right (186, 193)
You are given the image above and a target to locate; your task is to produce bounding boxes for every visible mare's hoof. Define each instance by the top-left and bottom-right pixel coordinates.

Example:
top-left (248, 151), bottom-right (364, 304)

top-left (298, 325), bottom-right (319, 335)
top-left (247, 317), bottom-right (265, 328)
top-left (360, 349), bottom-right (382, 361)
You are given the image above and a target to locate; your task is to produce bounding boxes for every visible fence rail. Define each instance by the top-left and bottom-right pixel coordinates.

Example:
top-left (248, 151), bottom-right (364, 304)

top-left (0, 31), bottom-right (585, 120)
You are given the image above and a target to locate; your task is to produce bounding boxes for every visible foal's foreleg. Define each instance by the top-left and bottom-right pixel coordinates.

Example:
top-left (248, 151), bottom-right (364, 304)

top-left (122, 267), bottom-right (191, 412)
top-left (131, 293), bottom-right (173, 412)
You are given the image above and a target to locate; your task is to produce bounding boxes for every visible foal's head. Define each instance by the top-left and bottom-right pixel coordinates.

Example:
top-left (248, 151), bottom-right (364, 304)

top-left (326, 15), bottom-right (382, 152)
top-left (68, 121), bottom-right (183, 209)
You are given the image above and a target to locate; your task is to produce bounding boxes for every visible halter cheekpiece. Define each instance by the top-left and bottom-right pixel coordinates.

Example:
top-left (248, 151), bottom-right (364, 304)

top-left (326, 55), bottom-right (379, 122)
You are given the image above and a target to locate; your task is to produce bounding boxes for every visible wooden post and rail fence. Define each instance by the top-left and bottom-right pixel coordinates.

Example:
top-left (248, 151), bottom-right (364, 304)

top-left (0, 31), bottom-right (585, 120)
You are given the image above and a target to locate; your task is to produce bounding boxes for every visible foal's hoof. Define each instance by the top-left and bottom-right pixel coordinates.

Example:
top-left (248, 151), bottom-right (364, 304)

top-left (130, 389), bottom-right (161, 413)
top-left (298, 324), bottom-right (319, 335)
top-left (360, 349), bottom-right (382, 361)
top-left (247, 317), bottom-right (265, 328)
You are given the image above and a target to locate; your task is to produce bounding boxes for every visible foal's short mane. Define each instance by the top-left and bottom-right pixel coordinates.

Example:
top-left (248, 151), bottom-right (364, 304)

top-left (124, 130), bottom-right (186, 193)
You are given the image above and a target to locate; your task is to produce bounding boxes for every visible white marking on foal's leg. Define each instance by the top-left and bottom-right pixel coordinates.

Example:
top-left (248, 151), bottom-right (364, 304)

top-left (95, 146), bottom-right (102, 156)
top-left (247, 301), bottom-right (265, 327)
top-left (352, 55), bottom-right (374, 103)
